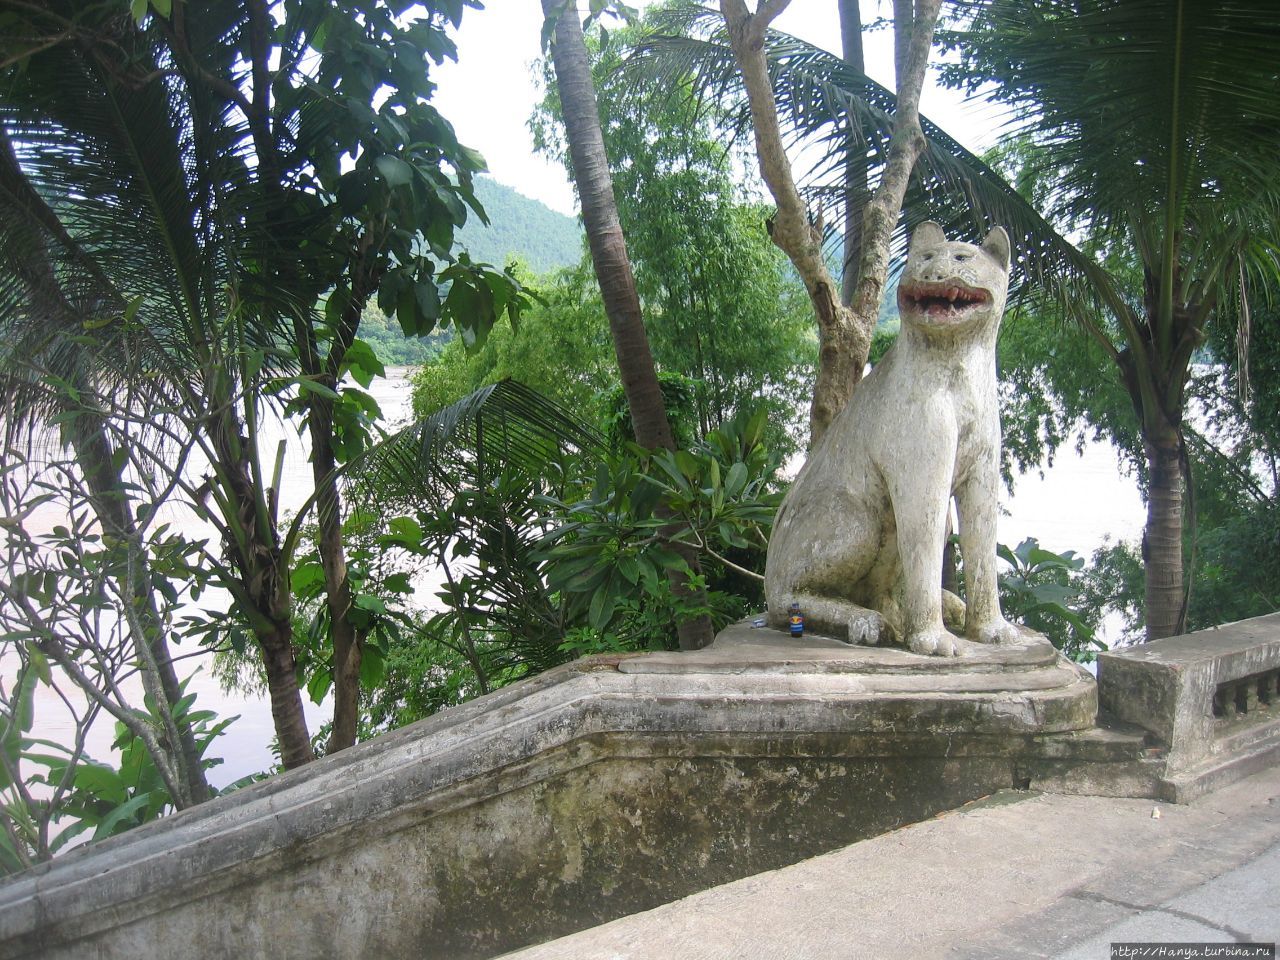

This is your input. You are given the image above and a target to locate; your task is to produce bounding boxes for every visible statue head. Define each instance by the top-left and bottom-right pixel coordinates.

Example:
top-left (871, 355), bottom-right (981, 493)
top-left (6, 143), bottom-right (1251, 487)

top-left (896, 222), bottom-right (1011, 336)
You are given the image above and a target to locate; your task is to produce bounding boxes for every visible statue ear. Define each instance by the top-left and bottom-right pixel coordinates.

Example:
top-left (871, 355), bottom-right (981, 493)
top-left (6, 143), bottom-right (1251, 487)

top-left (981, 226), bottom-right (1011, 271)
top-left (909, 221), bottom-right (947, 258)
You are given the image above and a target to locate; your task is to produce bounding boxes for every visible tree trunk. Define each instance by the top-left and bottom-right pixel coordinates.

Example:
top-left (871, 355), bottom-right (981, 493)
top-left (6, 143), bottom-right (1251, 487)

top-left (260, 626), bottom-right (316, 768)
top-left (71, 423), bottom-right (212, 805)
top-left (314, 252), bottom-right (386, 754)
top-left (308, 393), bottom-right (363, 754)
top-left (1143, 433), bottom-right (1186, 640)
top-left (543, 0), bottom-right (714, 650)
top-left (210, 411), bottom-right (316, 769)
top-left (720, 0), bottom-right (940, 444)
top-left (839, 0), bottom-right (866, 308)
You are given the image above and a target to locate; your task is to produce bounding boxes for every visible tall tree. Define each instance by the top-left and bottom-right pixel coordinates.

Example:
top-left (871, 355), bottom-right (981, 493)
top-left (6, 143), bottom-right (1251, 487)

top-left (532, 13), bottom-right (811, 455)
top-left (949, 0), bottom-right (1280, 638)
top-left (541, 0), bottom-right (715, 649)
top-left (0, 0), bottom-right (520, 766)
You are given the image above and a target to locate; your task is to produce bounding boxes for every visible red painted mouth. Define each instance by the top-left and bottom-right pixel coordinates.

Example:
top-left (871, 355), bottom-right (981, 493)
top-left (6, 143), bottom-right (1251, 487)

top-left (899, 282), bottom-right (992, 320)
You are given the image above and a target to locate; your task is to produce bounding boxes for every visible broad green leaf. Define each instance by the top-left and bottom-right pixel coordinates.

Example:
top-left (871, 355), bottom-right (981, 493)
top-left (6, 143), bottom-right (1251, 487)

top-left (588, 585), bottom-right (617, 630)
top-left (15, 669), bottom-right (37, 733)
top-left (674, 450), bottom-right (700, 482)
top-left (375, 154), bottom-right (414, 188)
top-left (341, 339), bottom-right (385, 389)
top-left (630, 475), bottom-right (664, 521)
top-left (353, 594), bottom-right (387, 615)
top-left (617, 553), bottom-right (640, 584)
top-left (359, 646), bottom-right (386, 688)
top-left (72, 761), bottom-right (128, 806)
top-left (292, 561), bottom-right (325, 595)
top-left (383, 573), bottom-right (412, 594)
top-left (724, 461), bottom-right (748, 499)
top-left (92, 793), bottom-right (153, 841)
top-left (49, 819), bottom-right (94, 854)
top-left (296, 378), bottom-right (340, 401)
top-left (1027, 547), bottom-right (1069, 571)
top-left (307, 667), bottom-right (333, 705)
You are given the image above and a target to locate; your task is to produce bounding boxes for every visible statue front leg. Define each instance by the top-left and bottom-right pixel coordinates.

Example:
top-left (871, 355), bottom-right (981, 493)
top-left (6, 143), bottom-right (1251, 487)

top-left (890, 475), bottom-right (960, 657)
top-left (956, 466), bottom-right (1019, 645)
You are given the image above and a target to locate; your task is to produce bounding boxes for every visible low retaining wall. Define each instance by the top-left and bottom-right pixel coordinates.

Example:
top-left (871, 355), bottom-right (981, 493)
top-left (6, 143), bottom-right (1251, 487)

top-left (0, 629), bottom-right (1109, 959)
top-left (1098, 611), bottom-right (1280, 801)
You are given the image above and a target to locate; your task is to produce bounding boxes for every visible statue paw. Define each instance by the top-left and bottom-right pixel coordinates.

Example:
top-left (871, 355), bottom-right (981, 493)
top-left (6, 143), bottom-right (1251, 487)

top-left (972, 618), bottom-right (1020, 645)
top-left (941, 590), bottom-right (967, 631)
top-left (847, 610), bottom-right (887, 646)
top-left (906, 628), bottom-right (964, 657)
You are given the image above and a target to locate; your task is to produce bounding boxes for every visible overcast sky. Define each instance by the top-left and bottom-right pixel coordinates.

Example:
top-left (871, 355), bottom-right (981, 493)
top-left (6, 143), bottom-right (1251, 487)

top-left (430, 1), bottom-right (1003, 217)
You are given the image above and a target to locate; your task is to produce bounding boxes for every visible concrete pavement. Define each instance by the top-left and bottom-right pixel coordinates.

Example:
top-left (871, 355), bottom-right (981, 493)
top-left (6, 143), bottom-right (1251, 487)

top-left (502, 765), bottom-right (1280, 960)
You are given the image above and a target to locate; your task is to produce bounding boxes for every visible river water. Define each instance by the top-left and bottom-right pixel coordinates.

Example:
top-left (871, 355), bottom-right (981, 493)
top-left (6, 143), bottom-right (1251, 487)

top-left (19, 367), bottom-right (1145, 788)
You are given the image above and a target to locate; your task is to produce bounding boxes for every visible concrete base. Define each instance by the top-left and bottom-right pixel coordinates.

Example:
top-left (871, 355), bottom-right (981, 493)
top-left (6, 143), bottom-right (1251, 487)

top-left (0, 624), bottom-right (1112, 960)
top-left (500, 763), bottom-right (1280, 960)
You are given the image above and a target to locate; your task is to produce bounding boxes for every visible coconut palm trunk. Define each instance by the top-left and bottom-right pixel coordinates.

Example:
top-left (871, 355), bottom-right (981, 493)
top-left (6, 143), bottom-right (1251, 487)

top-left (543, 0), bottom-right (714, 650)
top-left (1144, 433), bottom-right (1185, 639)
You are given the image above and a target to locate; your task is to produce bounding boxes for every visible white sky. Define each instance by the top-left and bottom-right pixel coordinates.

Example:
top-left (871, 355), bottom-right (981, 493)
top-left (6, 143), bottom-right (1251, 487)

top-left (431, 1), bottom-right (1004, 216)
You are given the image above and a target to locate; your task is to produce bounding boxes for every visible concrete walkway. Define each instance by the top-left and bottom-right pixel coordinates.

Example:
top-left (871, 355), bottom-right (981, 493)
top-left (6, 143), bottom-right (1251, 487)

top-left (503, 766), bottom-right (1280, 960)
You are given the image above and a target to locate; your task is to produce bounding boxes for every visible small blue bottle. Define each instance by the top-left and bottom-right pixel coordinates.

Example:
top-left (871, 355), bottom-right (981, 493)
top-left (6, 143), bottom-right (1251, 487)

top-left (788, 602), bottom-right (804, 637)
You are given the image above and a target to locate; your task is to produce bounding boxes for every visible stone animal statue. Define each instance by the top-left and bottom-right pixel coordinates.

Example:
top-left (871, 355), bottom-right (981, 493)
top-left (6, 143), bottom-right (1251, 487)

top-left (765, 221), bottom-right (1018, 656)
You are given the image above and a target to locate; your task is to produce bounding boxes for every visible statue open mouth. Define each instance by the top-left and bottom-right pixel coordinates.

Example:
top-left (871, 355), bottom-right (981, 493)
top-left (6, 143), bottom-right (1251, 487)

top-left (900, 282), bottom-right (992, 320)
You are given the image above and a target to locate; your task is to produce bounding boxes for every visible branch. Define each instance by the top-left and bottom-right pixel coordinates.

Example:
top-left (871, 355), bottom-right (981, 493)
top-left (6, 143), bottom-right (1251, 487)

top-left (719, 0), bottom-right (861, 443)
top-left (847, 0), bottom-right (941, 347)
top-left (8, 606), bottom-right (187, 808)
top-left (155, 18), bottom-right (252, 115)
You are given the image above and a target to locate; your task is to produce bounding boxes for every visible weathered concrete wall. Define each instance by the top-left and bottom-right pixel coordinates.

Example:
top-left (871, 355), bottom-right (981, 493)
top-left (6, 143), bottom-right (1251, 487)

top-left (0, 628), bottom-right (1107, 960)
top-left (1098, 611), bottom-right (1280, 801)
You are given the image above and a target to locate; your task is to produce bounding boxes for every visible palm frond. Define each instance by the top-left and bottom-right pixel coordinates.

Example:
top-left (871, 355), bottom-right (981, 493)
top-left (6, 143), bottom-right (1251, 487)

top-left (336, 380), bottom-right (606, 678)
top-left (346, 379), bottom-right (604, 517)
top-left (942, 0), bottom-right (1280, 238)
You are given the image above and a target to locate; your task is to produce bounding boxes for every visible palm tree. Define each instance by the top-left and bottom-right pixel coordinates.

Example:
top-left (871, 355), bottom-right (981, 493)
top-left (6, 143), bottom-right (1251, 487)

top-left (643, 0), bottom-right (1280, 640)
top-left (541, 0), bottom-right (715, 649)
top-left (946, 0), bottom-right (1280, 639)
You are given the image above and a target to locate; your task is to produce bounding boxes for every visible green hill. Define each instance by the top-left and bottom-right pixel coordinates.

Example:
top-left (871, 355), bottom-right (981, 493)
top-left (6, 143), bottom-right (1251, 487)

top-left (457, 177), bottom-right (583, 276)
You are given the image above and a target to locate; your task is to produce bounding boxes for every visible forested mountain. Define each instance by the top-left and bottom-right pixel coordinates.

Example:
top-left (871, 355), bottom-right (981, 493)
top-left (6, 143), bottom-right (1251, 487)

top-left (457, 176), bottom-right (582, 275)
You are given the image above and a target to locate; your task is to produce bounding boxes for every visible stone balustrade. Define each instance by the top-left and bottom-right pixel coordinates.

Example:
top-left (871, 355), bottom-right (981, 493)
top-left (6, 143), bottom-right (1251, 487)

top-left (1097, 612), bottom-right (1280, 801)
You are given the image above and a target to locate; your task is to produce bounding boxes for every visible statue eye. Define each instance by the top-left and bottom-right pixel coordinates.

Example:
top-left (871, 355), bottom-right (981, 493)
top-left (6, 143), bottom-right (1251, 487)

top-left (920, 253), bottom-right (934, 261)
top-left (955, 252), bottom-right (972, 261)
